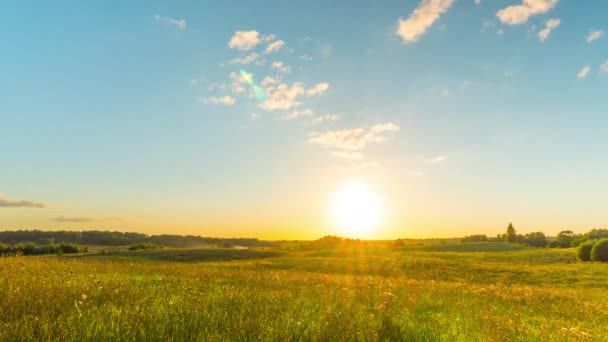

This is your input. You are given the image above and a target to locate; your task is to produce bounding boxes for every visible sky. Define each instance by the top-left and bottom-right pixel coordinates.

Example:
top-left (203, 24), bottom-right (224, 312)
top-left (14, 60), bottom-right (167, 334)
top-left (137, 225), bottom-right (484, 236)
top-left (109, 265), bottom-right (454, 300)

top-left (1, 0), bottom-right (607, 239)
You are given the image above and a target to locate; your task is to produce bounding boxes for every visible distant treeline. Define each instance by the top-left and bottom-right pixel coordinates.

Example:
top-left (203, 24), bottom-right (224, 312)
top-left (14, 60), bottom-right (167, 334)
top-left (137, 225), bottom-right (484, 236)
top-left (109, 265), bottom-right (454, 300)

top-left (496, 223), bottom-right (608, 249)
top-left (0, 230), bottom-right (276, 248)
top-left (0, 242), bottom-right (86, 257)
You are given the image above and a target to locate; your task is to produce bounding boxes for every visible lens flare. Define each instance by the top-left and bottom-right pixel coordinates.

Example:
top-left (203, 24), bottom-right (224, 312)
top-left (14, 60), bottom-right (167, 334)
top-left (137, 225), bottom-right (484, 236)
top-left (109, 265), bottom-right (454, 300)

top-left (240, 69), bottom-right (267, 101)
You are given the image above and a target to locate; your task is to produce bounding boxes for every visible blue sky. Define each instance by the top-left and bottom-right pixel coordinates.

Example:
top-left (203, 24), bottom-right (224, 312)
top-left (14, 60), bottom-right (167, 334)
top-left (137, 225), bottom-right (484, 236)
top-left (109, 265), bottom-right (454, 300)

top-left (1, 0), bottom-right (607, 238)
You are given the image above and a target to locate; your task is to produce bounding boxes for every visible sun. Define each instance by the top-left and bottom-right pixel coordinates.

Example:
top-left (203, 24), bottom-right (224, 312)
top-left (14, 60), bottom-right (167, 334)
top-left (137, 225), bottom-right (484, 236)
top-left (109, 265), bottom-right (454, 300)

top-left (331, 181), bottom-right (384, 237)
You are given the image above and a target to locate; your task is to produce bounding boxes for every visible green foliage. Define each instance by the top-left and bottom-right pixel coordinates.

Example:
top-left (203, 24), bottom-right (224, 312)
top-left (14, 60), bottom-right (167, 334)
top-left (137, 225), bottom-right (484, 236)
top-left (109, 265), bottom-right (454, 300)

top-left (590, 238), bottom-right (608, 262)
top-left (556, 230), bottom-right (578, 248)
top-left (0, 242), bottom-right (84, 257)
top-left (505, 223), bottom-right (517, 243)
top-left (524, 232), bottom-right (548, 248)
top-left (461, 235), bottom-right (488, 243)
top-left (577, 240), bottom-right (595, 262)
top-left (128, 243), bottom-right (163, 251)
top-left (0, 229), bottom-right (275, 248)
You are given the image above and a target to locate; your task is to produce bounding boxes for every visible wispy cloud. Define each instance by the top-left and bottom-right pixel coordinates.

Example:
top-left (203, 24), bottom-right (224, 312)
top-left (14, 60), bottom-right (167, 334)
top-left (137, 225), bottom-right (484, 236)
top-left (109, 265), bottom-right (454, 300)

top-left (395, 0), bottom-right (455, 43)
top-left (305, 82), bottom-right (330, 97)
top-left (154, 15), bottom-right (186, 30)
top-left (497, 0), bottom-right (558, 25)
top-left (229, 53), bottom-right (260, 65)
top-left (538, 18), bottom-right (560, 42)
top-left (587, 30), bottom-right (604, 43)
top-left (425, 155), bottom-right (448, 164)
top-left (199, 96), bottom-right (236, 105)
top-left (258, 81), bottom-right (330, 111)
top-left (0, 196), bottom-right (47, 208)
top-left (308, 123), bottom-right (399, 153)
top-left (601, 60), bottom-right (608, 74)
top-left (577, 65), bottom-right (591, 79)
top-left (52, 216), bottom-right (95, 223)
top-left (265, 40), bottom-right (285, 54)
top-left (270, 61), bottom-right (291, 74)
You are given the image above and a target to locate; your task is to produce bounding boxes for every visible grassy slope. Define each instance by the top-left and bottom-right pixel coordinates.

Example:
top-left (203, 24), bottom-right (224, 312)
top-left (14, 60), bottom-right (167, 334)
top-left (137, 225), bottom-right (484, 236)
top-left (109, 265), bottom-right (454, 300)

top-left (1, 243), bottom-right (607, 341)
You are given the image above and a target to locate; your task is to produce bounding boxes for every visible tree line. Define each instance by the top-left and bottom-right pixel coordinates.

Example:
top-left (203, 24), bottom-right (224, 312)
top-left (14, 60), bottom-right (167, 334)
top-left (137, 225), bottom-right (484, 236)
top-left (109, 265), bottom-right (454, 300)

top-left (0, 241), bottom-right (86, 257)
top-left (0, 230), bottom-right (275, 248)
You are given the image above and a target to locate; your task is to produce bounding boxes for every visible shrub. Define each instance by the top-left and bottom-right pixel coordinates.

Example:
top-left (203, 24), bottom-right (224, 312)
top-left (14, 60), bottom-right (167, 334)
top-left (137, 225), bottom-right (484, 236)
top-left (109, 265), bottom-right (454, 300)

top-left (461, 235), bottom-right (488, 243)
top-left (590, 238), bottom-right (608, 262)
top-left (128, 243), bottom-right (163, 251)
top-left (547, 240), bottom-right (560, 248)
top-left (577, 240), bottom-right (595, 262)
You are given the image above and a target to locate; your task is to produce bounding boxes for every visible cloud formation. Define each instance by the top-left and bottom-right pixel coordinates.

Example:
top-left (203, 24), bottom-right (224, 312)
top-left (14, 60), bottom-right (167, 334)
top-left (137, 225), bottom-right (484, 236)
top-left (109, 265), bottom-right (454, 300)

top-left (53, 216), bottom-right (95, 223)
top-left (538, 18), bottom-right (560, 42)
top-left (271, 61), bottom-right (291, 74)
top-left (577, 65), bottom-right (591, 79)
top-left (228, 31), bottom-right (261, 51)
top-left (154, 15), bottom-right (187, 30)
top-left (199, 96), bottom-right (236, 105)
top-left (0, 197), bottom-right (46, 208)
top-left (308, 123), bottom-right (400, 153)
top-left (229, 53), bottom-right (260, 65)
top-left (587, 30), bottom-right (604, 43)
top-left (497, 0), bottom-right (558, 25)
top-left (395, 0), bottom-right (455, 43)
top-left (601, 60), bottom-right (608, 74)
top-left (258, 82), bottom-right (330, 111)
top-left (305, 82), bottom-right (330, 97)
top-left (265, 40), bottom-right (285, 54)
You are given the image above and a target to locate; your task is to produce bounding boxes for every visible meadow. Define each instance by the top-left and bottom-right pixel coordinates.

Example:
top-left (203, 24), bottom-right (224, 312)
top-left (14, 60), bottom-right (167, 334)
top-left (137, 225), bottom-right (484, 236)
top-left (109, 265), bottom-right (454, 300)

top-left (1, 242), bottom-right (607, 341)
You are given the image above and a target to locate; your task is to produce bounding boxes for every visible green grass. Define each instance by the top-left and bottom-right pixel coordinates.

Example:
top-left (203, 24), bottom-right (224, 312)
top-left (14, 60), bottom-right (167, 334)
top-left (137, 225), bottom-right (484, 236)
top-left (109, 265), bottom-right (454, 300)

top-left (1, 243), bottom-right (607, 341)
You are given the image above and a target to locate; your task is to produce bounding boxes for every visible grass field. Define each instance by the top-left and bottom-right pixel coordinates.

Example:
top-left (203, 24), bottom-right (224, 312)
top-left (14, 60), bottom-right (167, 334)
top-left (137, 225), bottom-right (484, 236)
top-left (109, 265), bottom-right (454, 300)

top-left (1, 242), bottom-right (607, 341)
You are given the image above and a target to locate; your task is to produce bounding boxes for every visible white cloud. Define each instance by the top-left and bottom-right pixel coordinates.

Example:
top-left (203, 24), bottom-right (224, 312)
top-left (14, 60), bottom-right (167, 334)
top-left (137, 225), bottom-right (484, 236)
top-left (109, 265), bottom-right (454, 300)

top-left (497, 0), bottom-right (558, 25)
top-left (154, 15), bottom-right (187, 30)
top-left (425, 155), bottom-right (448, 164)
top-left (271, 61), bottom-right (292, 74)
top-left (538, 18), bottom-right (560, 42)
top-left (228, 71), bottom-right (251, 95)
top-left (229, 53), bottom-right (260, 65)
top-left (475, 0), bottom-right (481, 4)
top-left (587, 30), bottom-right (604, 43)
top-left (228, 31), bottom-right (261, 51)
top-left (260, 76), bottom-right (280, 87)
top-left (284, 108), bottom-right (314, 120)
top-left (265, 40), bottom-right (285, 54)
top-left (577, 65), bottom-right (591, 79)
top-left (258, 82), bottom-right (305, 111)
top-left (395, 0), bottom-right (455, 43)
top-left (601, 60), bottom-right (608, 74)
top-left (308, 123), bottom-right (399, 151)
top-left (258, 81), bottom-right (329, 112)
top-left (199, 96), bottom-right (236, 106)
top-left (305, 82), bottom-right (330, 97)
top-left (312, 113), bottom-right (340, 125)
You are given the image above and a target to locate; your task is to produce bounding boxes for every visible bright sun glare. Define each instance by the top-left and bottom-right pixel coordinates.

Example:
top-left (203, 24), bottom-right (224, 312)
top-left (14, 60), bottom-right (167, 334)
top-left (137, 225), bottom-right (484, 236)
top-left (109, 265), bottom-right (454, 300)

top-left (331, 182), bottom-right (384, 237)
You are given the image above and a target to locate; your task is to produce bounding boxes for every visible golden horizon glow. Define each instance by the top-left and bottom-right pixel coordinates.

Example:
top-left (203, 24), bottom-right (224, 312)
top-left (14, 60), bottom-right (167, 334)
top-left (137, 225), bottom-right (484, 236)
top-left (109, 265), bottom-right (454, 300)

top-left (331, 181), bottom-right (384, 238)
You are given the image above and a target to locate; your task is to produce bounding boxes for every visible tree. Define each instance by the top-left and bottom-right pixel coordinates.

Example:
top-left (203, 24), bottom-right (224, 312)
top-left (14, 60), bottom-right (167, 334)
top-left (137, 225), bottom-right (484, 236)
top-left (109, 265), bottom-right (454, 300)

top-left (556, 230), bottom-right (577, 248)
top-left (577, 240), bottom-right (595, 262)
top-left (505, 223), bottom-right (517, 244)
top-left (524, 232), bottom-right (548, 248)
top-left (591, 238), bottom-right (608, 262)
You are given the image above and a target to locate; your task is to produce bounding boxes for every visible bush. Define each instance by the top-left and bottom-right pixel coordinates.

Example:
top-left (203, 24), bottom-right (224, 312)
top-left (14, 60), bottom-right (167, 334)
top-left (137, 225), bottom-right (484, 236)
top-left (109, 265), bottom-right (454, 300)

top-left (461, 235), bottom-right (488, 243)
top-left (577, 240), bottom-right (595, 262)
top-left (590, 238), bottom-right (608, 262)
top-left (547, 240), bottom-right (560, 248)
top-left (128, 243), bottom-right (163, 251)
